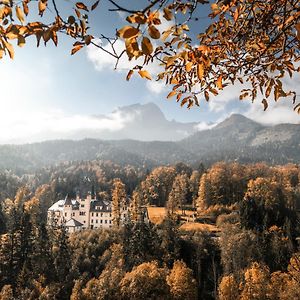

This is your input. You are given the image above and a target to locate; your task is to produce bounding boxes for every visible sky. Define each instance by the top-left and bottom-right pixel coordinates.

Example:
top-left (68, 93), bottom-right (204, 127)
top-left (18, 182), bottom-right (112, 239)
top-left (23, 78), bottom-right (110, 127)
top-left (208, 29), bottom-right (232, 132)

top-left (0, 0), bottom-right (299, 144)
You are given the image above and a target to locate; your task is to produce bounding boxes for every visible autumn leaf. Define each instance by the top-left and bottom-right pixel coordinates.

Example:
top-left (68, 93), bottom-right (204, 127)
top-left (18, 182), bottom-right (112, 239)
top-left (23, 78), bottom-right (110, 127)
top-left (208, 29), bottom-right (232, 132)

top-left (91, 0), bottom-right (100, 11)
top-left (204, 91), bottom-right (209, 101)
top-left (185, 61), bottom-right (193, 72)
top-left (17, 35), bottom-right (26, 47)
top-left (295, 23), bottom-right (300, 40)
top-left (216, 75), bottom-right (223, 89)
top-left (126, 13), bottom-right (147, 24)
top-left (126, 69), bottom-right (134, 81)
top-left (138, 70), bottom-right (152, 80)
top-left (197, 63), bottom-right (204, 80)
top-left (16, 6), bottom-right (25, 24)
top-left (163, 8), bottom-right (173, 21)
top-left (262, 99), bottom-right (268, 111)
top-left (148, 25), bottom-right (160, 39)
top-left (3, 41), bottom-right (14, 59)
top-left (38, 0), bottom-right (47, 17)
top-left (22, 1), bottom-right (29, 16)
top-left (75, 2), bottom-right (89, 12)
top-left (117, 26), bottom-right (140, 39)
top-left (167, 90), bottom-right (177, 99)
top-left (71, 43), bottom-right (84, 55)
top-left (141, 37), bottom-right (153, 55)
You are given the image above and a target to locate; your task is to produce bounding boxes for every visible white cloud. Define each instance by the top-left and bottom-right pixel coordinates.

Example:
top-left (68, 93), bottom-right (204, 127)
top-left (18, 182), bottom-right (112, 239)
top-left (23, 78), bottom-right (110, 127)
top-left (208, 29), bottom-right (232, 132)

top-left (86, 15), bottom-right (174, 94)
top-left (146, 80), bottom-right (167, 94)
top-left (194, 122), bottom-right (216, 131)
top-left (0, 108), bottom-right (136, 144)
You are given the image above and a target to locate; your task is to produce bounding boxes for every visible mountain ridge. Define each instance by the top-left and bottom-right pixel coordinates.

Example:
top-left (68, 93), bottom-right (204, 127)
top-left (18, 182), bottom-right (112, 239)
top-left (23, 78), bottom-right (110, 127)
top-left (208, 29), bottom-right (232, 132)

top-left (0, 112), bottom-right (299, 173)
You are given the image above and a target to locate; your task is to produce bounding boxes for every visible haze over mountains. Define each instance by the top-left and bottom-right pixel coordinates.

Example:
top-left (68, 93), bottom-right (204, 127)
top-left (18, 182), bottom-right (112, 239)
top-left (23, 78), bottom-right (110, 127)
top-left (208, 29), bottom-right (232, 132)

top-left (0, 108), bottom-right (299, 172)
top-left (14, 103), bottom-right (202, 144)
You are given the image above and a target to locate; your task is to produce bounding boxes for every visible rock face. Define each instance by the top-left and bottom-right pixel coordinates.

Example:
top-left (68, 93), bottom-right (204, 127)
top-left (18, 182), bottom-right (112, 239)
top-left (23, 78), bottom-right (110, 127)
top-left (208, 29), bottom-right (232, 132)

top-left (0, 113), bottom-right (299, 172)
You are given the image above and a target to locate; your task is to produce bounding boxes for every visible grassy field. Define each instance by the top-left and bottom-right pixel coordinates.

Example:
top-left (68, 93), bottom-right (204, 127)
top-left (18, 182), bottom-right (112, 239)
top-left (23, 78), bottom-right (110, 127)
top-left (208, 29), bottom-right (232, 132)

top-left (147, 206), bottom-right (220, 233)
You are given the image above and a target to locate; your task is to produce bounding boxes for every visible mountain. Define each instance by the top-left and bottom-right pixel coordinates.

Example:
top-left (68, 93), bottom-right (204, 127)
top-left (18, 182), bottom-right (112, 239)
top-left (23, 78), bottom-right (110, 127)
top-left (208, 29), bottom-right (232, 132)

top-left (27, 103), bottom-right (200, 143)
top-left (0, 114), bottom-right (299, 172)
top-left (179, 114), bottom-right (300, 164)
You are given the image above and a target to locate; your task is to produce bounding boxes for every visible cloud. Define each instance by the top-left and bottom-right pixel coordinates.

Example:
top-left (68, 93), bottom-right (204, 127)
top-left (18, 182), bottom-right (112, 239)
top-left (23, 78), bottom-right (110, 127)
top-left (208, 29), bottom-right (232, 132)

top-left (194, 122), bottom-right (216, 131)
top-left (0, 107), bottom-right (136, 144)
top-left (86, 15), bottom-right (174, 94)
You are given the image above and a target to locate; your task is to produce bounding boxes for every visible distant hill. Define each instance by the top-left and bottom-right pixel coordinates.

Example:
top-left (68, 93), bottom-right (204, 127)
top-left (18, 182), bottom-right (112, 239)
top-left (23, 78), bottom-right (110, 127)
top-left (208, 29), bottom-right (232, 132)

top-left (0, 114), bottom-right (299, 172)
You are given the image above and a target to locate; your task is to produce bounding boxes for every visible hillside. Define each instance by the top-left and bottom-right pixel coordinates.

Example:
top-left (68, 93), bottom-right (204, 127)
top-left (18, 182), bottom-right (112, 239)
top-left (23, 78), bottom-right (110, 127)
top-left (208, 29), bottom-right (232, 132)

top-left (0, 114), bottom-right (299, 172)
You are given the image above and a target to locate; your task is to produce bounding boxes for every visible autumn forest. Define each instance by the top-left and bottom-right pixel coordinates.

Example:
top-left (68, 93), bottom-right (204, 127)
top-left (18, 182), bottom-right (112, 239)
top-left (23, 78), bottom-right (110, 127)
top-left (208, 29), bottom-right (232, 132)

top-left (0, 160), bottom-right (299, 299)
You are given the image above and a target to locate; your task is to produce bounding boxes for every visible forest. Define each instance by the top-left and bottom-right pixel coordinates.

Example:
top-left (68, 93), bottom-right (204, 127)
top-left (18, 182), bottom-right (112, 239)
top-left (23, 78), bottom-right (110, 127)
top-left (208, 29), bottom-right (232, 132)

top-left (0, 160), bottom-right (299, 299)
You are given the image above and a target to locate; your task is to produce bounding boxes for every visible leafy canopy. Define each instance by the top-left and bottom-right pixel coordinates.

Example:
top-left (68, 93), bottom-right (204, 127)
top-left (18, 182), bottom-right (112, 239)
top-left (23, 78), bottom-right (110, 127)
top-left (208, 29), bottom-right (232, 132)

top-left (1, 0), bottom-right (300, 111)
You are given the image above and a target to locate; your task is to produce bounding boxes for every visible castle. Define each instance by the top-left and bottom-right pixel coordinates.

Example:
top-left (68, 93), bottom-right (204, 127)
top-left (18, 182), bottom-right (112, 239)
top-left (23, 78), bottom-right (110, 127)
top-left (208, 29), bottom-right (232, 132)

top-left (47, 191), bottom-right (129, 233)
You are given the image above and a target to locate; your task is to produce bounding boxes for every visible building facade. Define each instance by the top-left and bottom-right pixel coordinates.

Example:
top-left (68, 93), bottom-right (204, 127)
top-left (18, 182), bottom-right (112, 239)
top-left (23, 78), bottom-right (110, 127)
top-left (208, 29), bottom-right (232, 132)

top-left (47, 192), bottom-right (129, 233)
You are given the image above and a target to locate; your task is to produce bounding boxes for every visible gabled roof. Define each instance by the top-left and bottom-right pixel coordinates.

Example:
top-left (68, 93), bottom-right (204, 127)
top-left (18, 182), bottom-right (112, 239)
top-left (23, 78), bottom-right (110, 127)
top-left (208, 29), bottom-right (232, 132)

top-left (48, 199), bottom-right (79, 211)
top-left (65, 218), bottom-right (83, 227)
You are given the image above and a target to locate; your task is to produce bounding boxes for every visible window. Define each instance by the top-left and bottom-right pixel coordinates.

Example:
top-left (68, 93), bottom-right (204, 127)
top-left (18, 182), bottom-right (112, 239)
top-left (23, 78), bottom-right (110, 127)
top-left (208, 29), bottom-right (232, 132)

top-left (105, 220), bottom-right (107, 224)
top-left (83, 221), bottom-right (86, 223)
top-left (81, 204), bottom-right (84, 208)
top-left (96, 220), bottom-right (98, 223)
top-left (124, 214), bottom-right (126, 217)
top-left (96, 213), bottom-right (98, 217)
top-left (65, 212), bottom-right (67, 217)
top-left (92, 213), bottom-right (94, 217)
top-left (79, 212), bottom-right (86, 216)
top-left (101, 213), bottom-right (103, 217)
top-left (91, 219), bottom-right (93, 223)
top-left (72, 212), bottom-right (75, 216)
top-left (100, 220), bottom-right (103, 224)
top-left (109, 213), bottom-right (112, 217)
top-left (109, 220), bottom-right (111, 224)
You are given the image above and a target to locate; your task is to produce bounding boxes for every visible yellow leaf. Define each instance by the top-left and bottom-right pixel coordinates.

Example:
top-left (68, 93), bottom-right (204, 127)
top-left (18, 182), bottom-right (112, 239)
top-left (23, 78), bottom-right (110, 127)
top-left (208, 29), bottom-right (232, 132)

top-left (211, 3), bottom-right (219, 11)
top-left (141, 36), bottom-right (153, 55)
top-left (117, 26), bottom-right (140, 39)
top-left (216, 75), bottom-right (223, 89)
top-left (234, 9), bottom-right (239, 22)
top-left (148, 25), bottom-right (160, 39)
top-left (38, 0), bottom-right (47, 17)
top-left (185, 61), bottom-right (193, 72)
top-left (3, 41), bottom-right (14, 59)
top-left (167, 90), bottom-right (177, 99)
top-left (16, 6), bottom-right (25, 24)
top-left (138, 70), bottom-right (152, 80)
top-left (197, 63), bottom-right (204, 80)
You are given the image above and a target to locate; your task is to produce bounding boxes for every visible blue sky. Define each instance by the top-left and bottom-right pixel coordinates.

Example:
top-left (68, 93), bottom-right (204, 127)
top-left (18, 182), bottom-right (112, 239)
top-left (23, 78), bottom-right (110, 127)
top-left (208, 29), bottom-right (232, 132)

top-left (0, 0), bottom-right (299, 143)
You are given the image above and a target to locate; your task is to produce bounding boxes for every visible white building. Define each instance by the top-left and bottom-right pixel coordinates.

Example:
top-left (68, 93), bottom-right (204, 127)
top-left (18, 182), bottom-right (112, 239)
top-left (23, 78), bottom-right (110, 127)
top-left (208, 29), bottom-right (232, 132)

top-left (47, 192), bottom-right (129, 233)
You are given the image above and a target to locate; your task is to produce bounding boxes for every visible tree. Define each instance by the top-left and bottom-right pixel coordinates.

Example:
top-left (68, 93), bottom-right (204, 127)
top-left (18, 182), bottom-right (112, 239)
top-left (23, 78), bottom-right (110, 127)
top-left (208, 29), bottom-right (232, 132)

top-left (2, 1), bottom-right (300, 111)
top-left (196, 173), bottom-right (211, 213)
top-left (111, 178), bottom-right (127, 227)
top-left (239, 262), bottom-right (270, 300)
top-left (218, 275), bottom-right (239, 300)
top-left (120, 261), bottom-right (170, 300)
top-left (167, 173), bottom-right (189, 215)
top-left (166, 260), bottom-right (198, 300)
